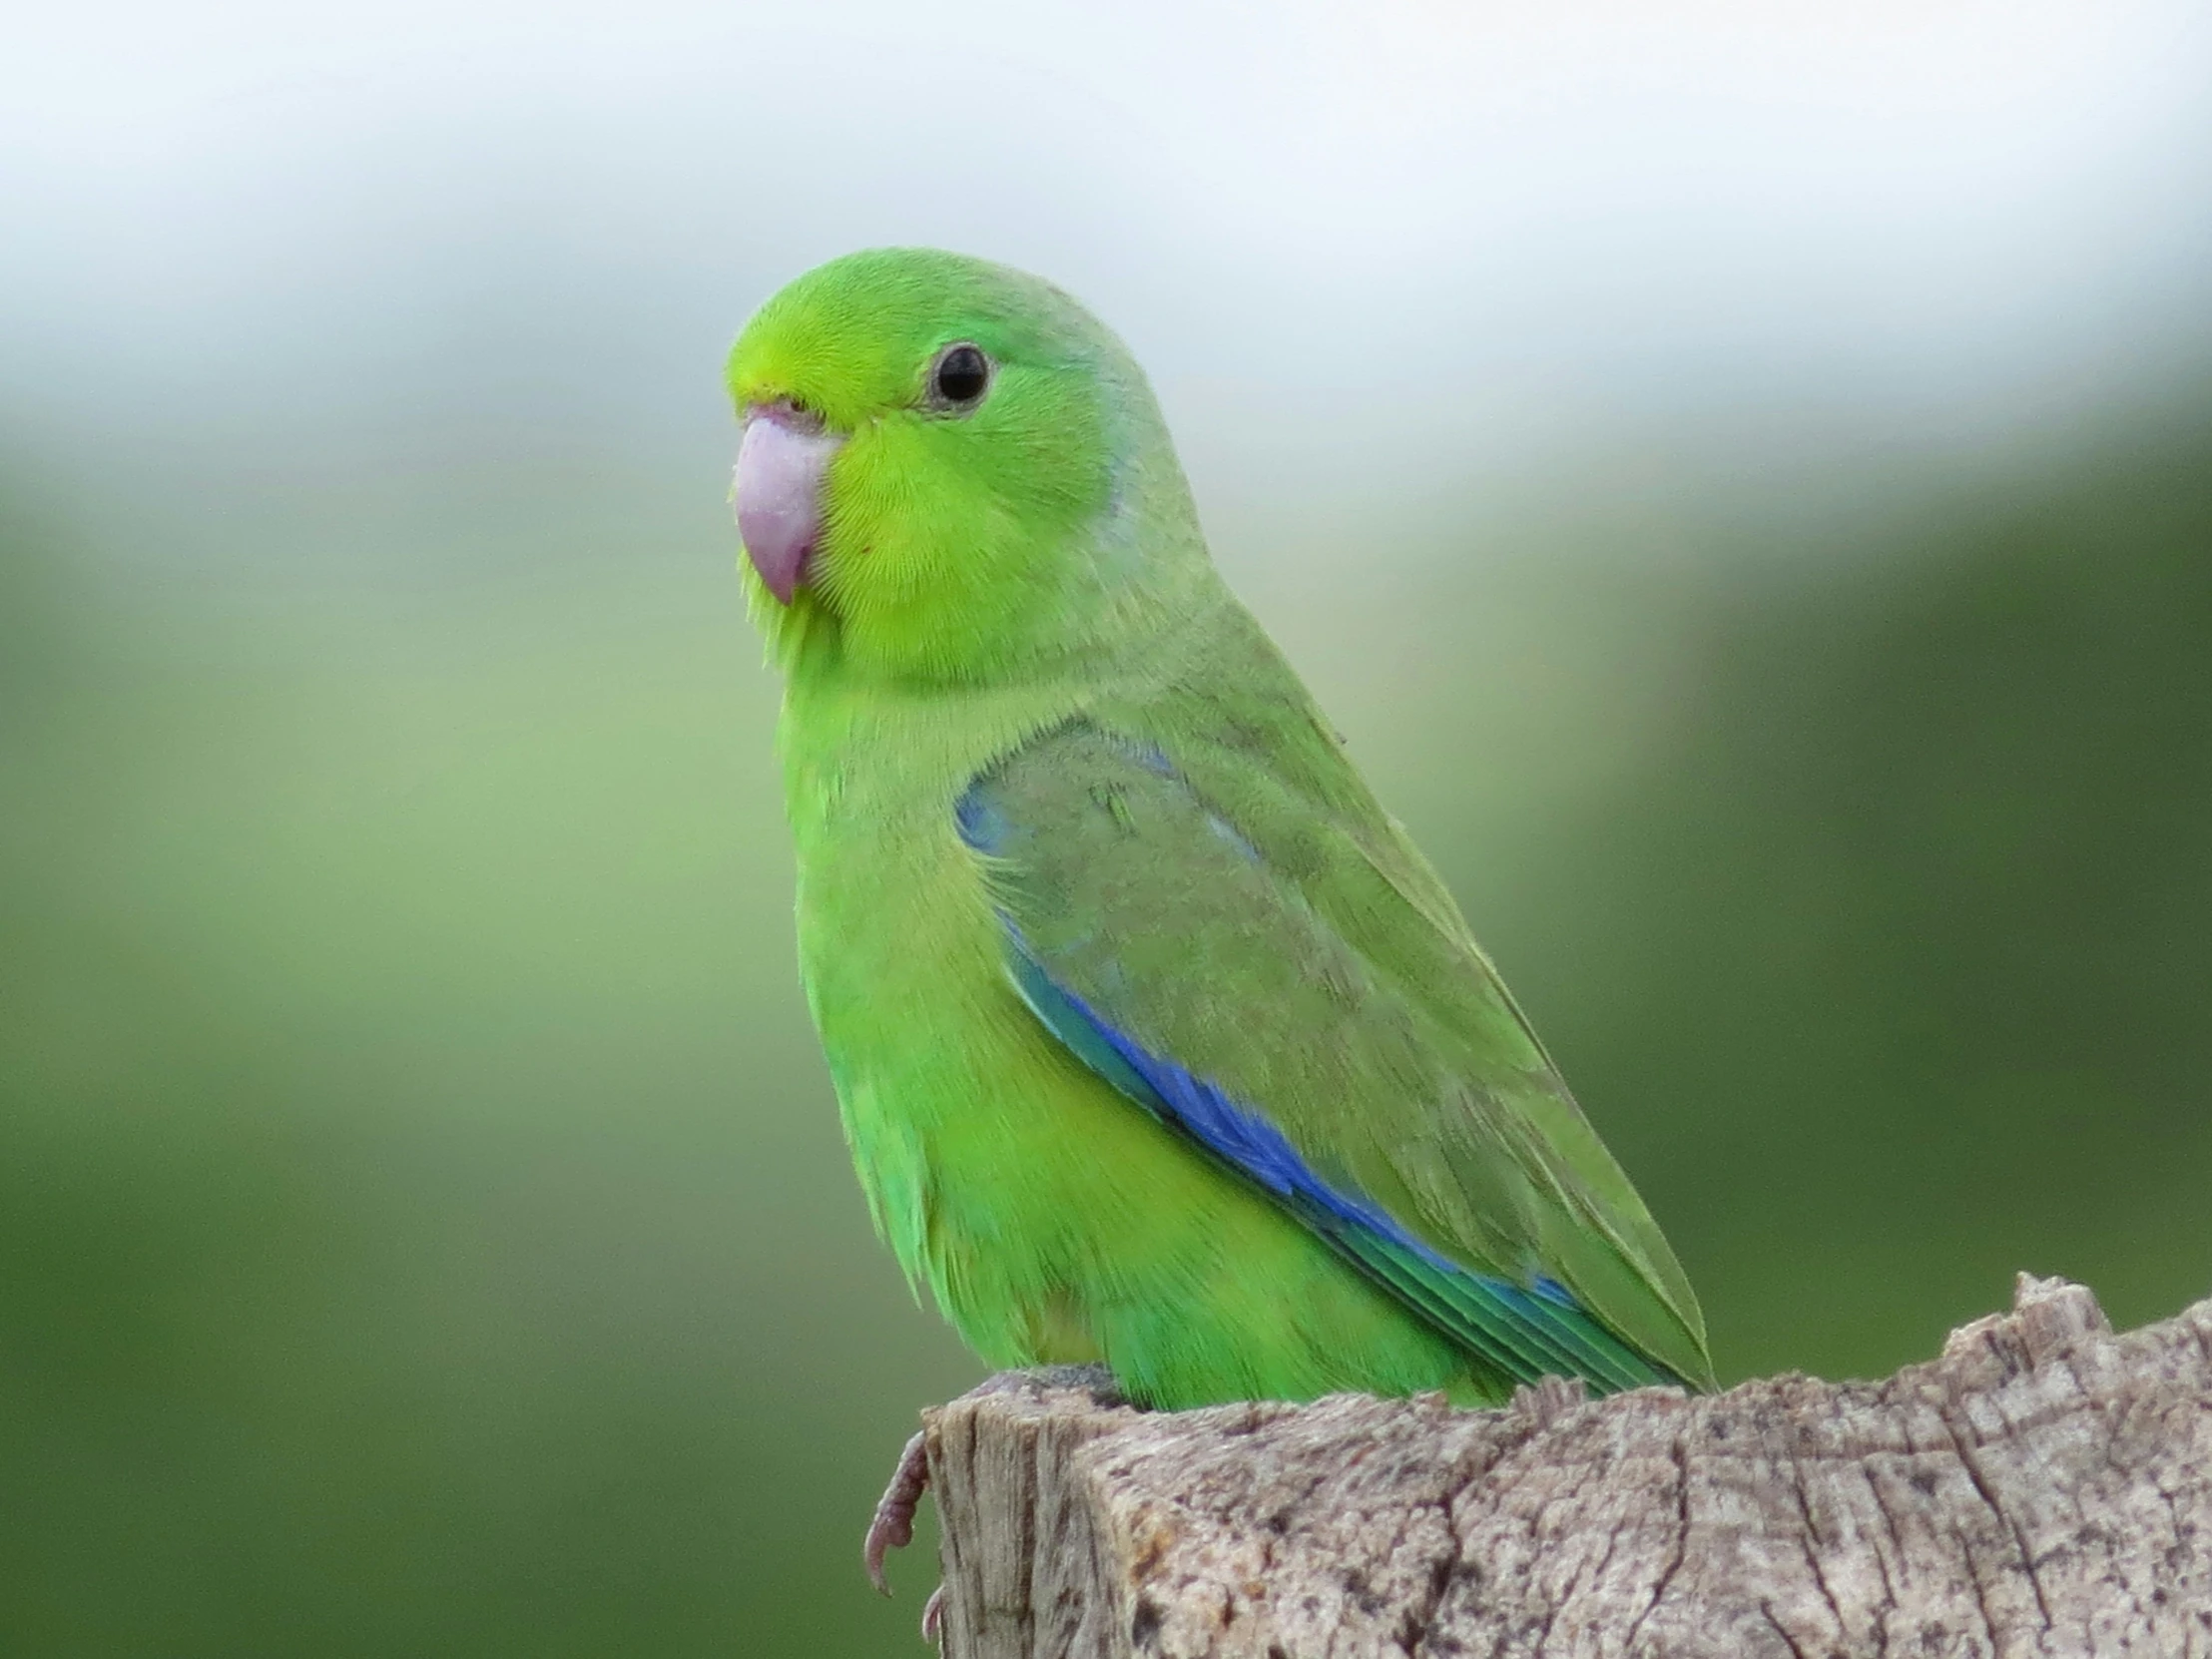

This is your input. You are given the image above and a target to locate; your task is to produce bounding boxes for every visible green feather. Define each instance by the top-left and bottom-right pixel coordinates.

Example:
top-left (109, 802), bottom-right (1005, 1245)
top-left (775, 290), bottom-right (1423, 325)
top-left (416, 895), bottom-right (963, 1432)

top-left (732, 247), bottom-right (1715, 1408)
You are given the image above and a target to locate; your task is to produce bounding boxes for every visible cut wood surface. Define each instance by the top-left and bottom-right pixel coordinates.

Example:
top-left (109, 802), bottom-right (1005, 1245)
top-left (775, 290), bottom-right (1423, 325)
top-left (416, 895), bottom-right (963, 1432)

top-left (919, 1276), bottom-right (2212, 1658)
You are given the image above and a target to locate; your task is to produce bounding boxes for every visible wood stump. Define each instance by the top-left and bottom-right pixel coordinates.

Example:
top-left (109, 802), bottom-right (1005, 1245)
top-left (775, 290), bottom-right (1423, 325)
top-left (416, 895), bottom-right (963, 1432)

top-left (920, 1275), bottom-right (2212, 1657)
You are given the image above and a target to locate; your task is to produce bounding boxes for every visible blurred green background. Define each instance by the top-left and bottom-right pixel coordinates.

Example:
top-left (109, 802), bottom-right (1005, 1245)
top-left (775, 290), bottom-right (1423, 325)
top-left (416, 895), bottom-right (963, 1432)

top-left (6, 3), bottom-right (2212, 1655)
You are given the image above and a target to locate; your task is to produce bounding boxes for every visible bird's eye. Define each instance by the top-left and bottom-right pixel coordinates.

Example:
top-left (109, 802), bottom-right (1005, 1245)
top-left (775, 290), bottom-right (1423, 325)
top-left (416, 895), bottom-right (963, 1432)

top-left (928, 343), bottom-right (992, 409)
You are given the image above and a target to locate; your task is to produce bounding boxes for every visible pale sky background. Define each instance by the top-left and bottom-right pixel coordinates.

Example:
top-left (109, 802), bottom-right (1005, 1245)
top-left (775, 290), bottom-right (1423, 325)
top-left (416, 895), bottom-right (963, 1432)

top-left (4, 0), bottom-right (2210, 570)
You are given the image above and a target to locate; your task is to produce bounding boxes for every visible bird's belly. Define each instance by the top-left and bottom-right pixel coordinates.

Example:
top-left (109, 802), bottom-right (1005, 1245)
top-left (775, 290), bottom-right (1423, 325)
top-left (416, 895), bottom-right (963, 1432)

top-left (796, 839), bottom-right (1475, 1408)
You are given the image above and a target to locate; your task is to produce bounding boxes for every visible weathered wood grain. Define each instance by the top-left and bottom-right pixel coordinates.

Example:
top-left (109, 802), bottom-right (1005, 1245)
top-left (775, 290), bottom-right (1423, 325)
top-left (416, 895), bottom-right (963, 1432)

top-left (920, 1276), bottom-right (2212, 1658)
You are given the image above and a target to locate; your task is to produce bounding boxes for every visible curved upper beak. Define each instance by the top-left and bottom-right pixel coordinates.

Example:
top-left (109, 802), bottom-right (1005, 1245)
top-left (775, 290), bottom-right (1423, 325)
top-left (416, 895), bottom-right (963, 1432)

top-left (735, 407), bottom-right (844, 605)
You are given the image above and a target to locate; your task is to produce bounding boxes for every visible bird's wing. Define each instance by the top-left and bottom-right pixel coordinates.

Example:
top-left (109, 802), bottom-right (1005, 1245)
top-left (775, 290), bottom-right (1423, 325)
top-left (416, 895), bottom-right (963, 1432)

top-left (956, 715), bottom-right (1712, 1393)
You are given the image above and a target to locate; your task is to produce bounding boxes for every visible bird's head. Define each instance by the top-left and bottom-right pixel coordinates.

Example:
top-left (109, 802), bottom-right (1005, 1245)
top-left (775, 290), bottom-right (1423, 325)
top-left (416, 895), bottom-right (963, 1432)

top-left (727, 248), bottom-right (1209, 683)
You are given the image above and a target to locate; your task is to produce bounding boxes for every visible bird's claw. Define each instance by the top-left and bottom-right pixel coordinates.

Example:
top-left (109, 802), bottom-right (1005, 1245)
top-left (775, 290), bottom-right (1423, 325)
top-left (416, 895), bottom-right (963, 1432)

top-left (922, 1584), bottom-right (945, 1645)
top-left (863, 1430), bottom-right (930, 1596)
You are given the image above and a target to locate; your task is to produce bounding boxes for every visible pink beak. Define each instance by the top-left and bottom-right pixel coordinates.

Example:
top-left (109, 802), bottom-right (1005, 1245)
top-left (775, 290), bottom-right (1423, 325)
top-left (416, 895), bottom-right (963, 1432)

top-left (735, 406), bottom-right (843, 604)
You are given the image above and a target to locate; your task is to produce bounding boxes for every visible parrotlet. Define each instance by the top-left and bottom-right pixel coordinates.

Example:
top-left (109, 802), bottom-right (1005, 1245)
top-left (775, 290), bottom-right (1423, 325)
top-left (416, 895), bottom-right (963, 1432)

top-left (726, 249), bottom-right (1712, 1616)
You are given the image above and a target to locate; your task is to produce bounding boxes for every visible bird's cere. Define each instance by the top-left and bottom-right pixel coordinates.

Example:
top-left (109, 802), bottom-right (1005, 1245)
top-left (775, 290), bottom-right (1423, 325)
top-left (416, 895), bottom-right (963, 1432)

top-left (736, 406), bottom-right (842, 604)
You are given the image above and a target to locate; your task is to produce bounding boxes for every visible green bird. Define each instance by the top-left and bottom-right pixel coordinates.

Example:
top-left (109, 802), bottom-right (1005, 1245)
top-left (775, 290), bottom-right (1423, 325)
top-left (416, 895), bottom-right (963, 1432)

top-left (727, 249), bottom-right (1712, 1601)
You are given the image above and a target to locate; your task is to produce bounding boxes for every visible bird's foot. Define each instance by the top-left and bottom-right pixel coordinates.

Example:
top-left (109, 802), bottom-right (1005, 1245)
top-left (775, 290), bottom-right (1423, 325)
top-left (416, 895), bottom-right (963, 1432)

top-left (863, 1430), bottom-right (930, 1596)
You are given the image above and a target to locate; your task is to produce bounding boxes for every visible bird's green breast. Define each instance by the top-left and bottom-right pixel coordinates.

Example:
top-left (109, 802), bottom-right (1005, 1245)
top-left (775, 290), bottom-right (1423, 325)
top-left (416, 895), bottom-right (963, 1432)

top-left (778, 669), bottom-right (1143, 1364)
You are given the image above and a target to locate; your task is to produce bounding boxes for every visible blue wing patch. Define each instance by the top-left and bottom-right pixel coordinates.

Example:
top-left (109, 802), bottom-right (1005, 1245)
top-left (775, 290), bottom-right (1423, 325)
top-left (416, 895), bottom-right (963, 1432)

top-left (958, 763), bottom-right (1679, 1395)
